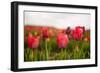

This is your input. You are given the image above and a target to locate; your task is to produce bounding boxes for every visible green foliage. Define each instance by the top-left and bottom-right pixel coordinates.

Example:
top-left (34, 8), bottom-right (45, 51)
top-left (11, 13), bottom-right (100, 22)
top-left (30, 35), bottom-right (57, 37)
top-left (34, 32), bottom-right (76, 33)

top-left (24, 38), bottom-right (90, 61)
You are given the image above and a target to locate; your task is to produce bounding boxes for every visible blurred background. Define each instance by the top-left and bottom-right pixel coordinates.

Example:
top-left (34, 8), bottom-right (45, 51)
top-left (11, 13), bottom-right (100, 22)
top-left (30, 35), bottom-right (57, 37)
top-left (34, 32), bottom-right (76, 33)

top-left (25, 11), bottom-right (90, 29)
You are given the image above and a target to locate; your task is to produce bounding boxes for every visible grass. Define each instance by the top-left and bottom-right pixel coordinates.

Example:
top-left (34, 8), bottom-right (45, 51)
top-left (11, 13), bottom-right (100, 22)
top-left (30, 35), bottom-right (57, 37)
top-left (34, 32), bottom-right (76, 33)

top-left (24, 37), bottom-right (90, 62)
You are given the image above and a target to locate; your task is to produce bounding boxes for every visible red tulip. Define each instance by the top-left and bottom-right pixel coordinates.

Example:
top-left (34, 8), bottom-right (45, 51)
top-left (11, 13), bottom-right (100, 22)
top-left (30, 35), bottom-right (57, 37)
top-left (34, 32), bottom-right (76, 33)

top-left (76, 26), bottom-right (85, 33)
top-left (42, 27), bottom-right (49, 38)
top-left (57, 33), bottom-right (69, 48)
top-left (28, 33), bottom-right (39, 49)
top-left (72, 26), bottom-right (84, 40)
top-left (66, 27), bottom-right (71, 34)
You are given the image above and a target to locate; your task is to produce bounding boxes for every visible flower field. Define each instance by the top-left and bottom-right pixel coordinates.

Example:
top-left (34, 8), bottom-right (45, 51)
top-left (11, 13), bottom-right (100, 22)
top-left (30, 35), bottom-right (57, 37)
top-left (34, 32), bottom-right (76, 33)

top-left (24, 25), bottom-right (90, 62)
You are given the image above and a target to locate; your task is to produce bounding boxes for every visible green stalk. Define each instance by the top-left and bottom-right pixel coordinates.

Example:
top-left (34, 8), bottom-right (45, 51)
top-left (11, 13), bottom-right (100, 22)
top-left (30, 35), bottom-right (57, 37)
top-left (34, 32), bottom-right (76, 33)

top-left (34, 49), bottom-right (38, 61)
top-left (60, 48), bottom-right (64, 59)
top-left (45, 40), bottom-right (49, 60)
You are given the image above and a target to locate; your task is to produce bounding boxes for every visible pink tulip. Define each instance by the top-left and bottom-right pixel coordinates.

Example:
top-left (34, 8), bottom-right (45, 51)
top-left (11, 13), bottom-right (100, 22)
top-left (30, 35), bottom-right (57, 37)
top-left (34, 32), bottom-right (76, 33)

top-left (76, 26), bottom-right (85, 33)
top-left (28, 33), bottom-right (39, 49)
top-left (72, 26), bottom-right (84, 40)
top-left (57, 33), bottom-right (69, 48)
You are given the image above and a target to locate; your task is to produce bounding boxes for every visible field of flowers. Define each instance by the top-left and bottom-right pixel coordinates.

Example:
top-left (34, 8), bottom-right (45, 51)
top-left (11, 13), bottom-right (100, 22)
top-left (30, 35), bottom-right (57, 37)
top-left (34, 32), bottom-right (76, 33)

top-left (24, 25), bottom-right (90, 61)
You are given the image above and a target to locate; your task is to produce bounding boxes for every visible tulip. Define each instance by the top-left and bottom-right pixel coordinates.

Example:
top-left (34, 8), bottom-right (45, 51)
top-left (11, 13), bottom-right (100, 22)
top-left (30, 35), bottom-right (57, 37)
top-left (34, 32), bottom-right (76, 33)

top-left (72, 26), bottom-right (84, 40)
top-left (57, 33), bottom-right (69, 48)
top-left (28, 33), bottom-right (39, 49)
top-left (76, 26), bottom-right (85, 33)
top-left (42, 27), bottom-right (49, 38)
top-left (66, 27), bottom-right (72, 40)
top-left (66, 27), bottom-right (71, 34)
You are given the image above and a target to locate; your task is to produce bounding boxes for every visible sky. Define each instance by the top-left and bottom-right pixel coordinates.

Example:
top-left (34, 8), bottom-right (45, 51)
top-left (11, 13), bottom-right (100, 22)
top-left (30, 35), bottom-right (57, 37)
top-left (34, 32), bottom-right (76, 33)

top-left (24, 11), bottom-right (91, 29)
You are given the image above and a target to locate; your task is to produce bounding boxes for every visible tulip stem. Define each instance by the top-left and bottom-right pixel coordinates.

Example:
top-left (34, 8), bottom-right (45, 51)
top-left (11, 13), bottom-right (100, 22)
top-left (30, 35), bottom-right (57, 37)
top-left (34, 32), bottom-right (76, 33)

top-left (45, 40), bottom-right (48, 60)
top-left (61, 49), bottom-right (64, 52)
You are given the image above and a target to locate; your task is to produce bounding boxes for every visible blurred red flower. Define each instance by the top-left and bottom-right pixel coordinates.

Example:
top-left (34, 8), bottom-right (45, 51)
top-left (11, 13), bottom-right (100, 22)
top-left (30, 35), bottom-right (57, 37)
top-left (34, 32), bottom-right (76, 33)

top-left (76, 26), bottom-right (85, 33)
top-left (66, 27), bottom-right (71, 34)
top-left (72, 26), bottom-right (84, 40)
top-left (42, 27), bottom-right (49, 38)
top-left (28, 33), bottom-right (39, 49)
top-left (57, 33), bottom-right (69, 48)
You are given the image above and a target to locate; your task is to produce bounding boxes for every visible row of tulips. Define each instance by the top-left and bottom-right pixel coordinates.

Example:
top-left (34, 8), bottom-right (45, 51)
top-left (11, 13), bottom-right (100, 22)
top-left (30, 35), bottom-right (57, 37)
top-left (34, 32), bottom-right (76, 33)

top-left (24, 25), bottom-right (90, 61)
top-left (27, 26), bottom-right (87, 49)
